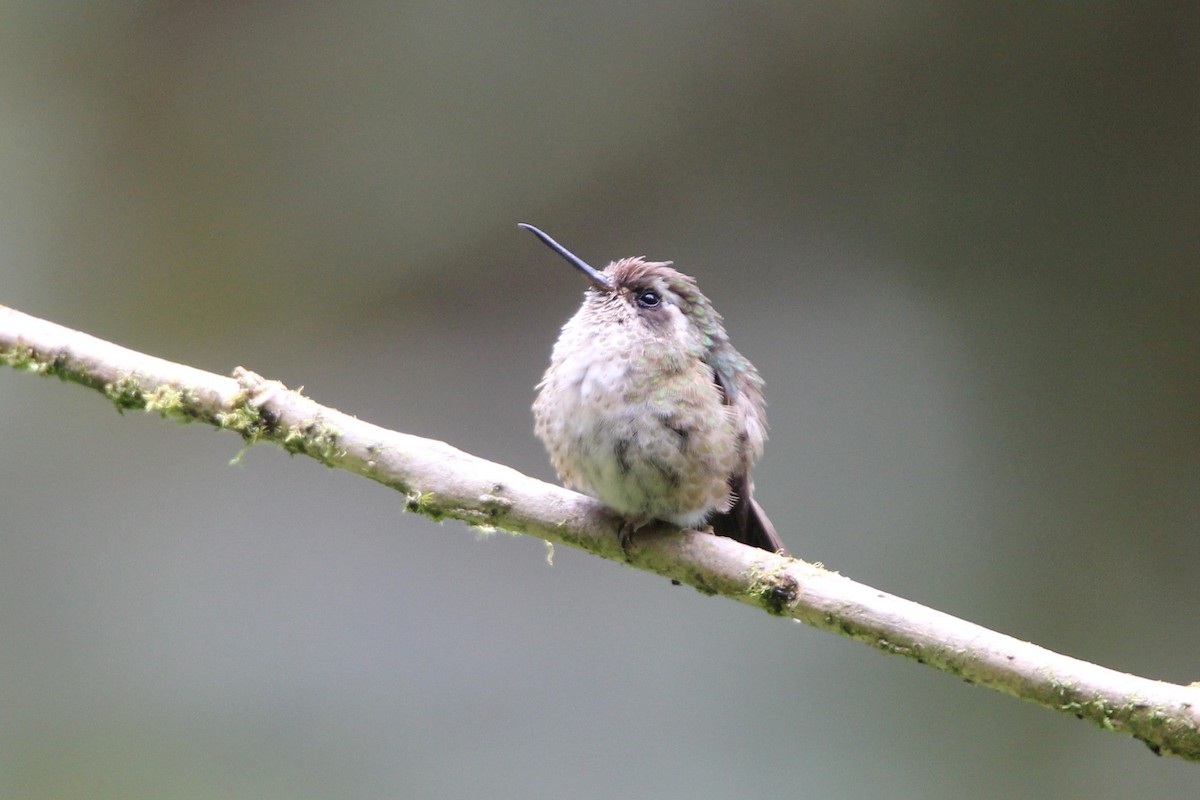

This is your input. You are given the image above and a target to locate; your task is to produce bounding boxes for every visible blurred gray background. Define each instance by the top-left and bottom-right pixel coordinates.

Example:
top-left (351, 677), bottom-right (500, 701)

top-left (2, 3), bottom-right (1197, 797)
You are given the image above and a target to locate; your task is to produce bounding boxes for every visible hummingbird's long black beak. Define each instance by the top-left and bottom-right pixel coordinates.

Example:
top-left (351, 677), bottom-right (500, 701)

top-left (518, 223), bottom-right (613, 291)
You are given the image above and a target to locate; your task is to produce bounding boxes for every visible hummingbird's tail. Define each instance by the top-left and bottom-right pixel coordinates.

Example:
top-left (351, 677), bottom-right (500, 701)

top-left (710, 490), bottom-right (789, 556)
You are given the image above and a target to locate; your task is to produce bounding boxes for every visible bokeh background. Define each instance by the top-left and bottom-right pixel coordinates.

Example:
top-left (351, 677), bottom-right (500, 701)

top-left (2, 4), bottom-right (1197, 797)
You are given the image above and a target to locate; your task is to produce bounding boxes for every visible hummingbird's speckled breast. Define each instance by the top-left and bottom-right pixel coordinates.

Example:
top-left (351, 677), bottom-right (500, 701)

top-left (533, 277), bottom-right (746, 528)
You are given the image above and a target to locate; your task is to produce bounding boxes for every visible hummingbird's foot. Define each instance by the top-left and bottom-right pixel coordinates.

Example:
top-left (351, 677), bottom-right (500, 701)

top-left (617, 520), bottom-right (638, 555)
top-left (617, 516), bottom-right (651, 556)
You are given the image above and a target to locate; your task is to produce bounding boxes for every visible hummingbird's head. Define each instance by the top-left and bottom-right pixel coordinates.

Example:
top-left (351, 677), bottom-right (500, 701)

top-left (519, 223), bottom-right (728, 355)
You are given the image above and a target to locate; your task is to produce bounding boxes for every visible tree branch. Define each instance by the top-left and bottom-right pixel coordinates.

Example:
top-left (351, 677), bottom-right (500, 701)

top-left (3, 302), bottom-right (1198, 760)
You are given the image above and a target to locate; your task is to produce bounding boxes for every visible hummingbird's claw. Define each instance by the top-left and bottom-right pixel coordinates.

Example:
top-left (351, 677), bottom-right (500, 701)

top-left (617, 516), bottom-right (654, 557)
top-left (618, 520), bottom-right (638, 557)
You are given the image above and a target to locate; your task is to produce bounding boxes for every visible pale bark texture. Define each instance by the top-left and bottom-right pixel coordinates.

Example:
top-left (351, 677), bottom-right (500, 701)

top-left (3, 303), bottom-right (1198, 761)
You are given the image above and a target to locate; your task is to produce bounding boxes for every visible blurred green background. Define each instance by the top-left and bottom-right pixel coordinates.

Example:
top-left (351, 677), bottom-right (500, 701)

top-left (2, 3), bottom-right (1197, 797)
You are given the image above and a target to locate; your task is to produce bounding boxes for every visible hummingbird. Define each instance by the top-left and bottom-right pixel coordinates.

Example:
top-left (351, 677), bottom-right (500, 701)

top-left (521, 223), bottom-right (787, 555)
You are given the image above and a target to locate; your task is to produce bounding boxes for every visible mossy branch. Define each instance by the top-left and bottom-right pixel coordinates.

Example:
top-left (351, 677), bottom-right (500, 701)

top-left (3, 302), bottom-right (1198, 760)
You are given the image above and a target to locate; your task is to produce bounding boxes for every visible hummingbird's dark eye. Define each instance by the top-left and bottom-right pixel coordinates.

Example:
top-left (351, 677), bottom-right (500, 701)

top-left (636, 289), bottom-right (661, 309)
